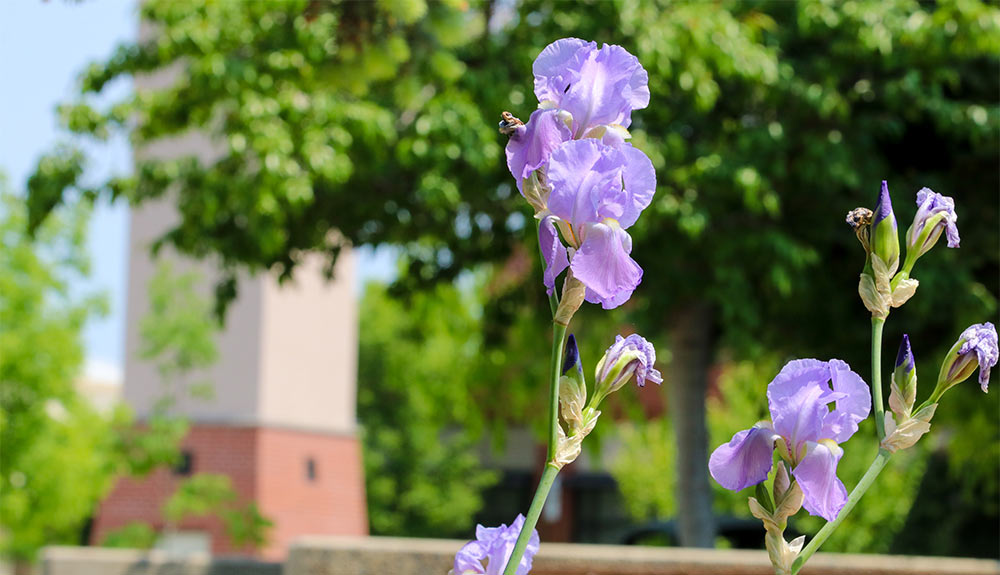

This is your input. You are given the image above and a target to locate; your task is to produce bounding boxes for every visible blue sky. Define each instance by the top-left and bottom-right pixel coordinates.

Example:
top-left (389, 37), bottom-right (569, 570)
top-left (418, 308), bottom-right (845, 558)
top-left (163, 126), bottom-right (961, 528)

top-left (0, 1), bottom-right (395, 384)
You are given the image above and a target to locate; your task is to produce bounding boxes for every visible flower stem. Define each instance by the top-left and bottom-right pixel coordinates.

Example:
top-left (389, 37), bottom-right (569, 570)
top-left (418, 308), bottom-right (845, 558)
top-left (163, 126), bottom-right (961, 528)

top-left (502, 463), bottom-right (560, 575)
top-left (547, 323), bottom-right (568, 455)
top-left (502, 322), bottom-right (568, 575)
top-left (871, 317), bottom-right (886, 439)
top-left (790, 448), bottom-right (892, 574)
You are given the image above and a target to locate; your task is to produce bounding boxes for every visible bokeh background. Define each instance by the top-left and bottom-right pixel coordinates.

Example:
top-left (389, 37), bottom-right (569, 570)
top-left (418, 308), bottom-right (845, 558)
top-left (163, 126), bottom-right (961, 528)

top-left (1, 0), bottom-right (997, 570)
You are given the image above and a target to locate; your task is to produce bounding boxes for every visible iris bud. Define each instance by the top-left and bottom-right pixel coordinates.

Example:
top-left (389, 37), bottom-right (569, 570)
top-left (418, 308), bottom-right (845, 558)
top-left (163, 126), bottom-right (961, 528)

top-left (888, 334), bottom-right (917, 417)
top-left (559, 335), bottom-right (587, 427)
top-left (591, 334), bottom-right (662, 407)
top-left (871, 181), bottom-right (900, 274)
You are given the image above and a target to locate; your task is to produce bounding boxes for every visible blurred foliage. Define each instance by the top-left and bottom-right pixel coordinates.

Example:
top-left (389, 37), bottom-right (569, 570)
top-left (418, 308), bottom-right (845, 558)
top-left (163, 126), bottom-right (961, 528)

top-left (140, 261), bottom-right (220, 389)
top-left (0, 170), bottom-right (227, 560)
top-left (358, 280), bottom-right (497, 536)
top-left (23, 0), bottom-right (999, 553)
top-left (162, 473), bottom-right (273, 550)
top-left (358, 269), bottom-right (637, 535)
top-left (101, 522), bottom-right (157, 550)
top-left (0, 174), bottom-right (114, 561)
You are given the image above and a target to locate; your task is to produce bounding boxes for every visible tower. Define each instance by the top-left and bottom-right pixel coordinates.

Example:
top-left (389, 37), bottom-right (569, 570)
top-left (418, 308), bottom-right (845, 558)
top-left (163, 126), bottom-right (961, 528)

top-left (90, 47), bottom-right (367, 558)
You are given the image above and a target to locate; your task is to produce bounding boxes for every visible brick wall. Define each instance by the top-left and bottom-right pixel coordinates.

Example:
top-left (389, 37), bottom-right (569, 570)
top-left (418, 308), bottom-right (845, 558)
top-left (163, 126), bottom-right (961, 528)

top-left (91, 424), bottom-right (366, 559)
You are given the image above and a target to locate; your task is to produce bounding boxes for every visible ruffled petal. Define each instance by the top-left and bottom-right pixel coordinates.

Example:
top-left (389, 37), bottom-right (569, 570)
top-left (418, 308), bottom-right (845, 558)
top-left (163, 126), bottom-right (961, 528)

top-left (820, 359), bottom-right (871, 443)
top-left (453, 540), bottom-right (488, 575)
top-left (709, 423), bottom-right (777, 491)
top-left (616, 144), bottom-right (656, 228)
top-left (561, 44), bottom-right (648, 134)
top-left (546, 139), bottom-right (624, 229)
top-left (482, 514), bottom-right (539, 575)
top-left (793, 441), bottom-right (848, 522)
top-left (505, 108), bottom-right (572, 190)
top-left (573, 220), bottom-right (642, 310)
top-left (538, 215), bottom-right (569, 295)
top-left (767, 359), bottom-right (831, 449)
top-left (532, 37), bottom-right (593, 104)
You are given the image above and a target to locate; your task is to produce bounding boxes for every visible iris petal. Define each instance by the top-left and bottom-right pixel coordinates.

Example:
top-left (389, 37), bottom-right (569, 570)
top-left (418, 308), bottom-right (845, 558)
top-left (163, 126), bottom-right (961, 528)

top-left (573, 220), bottom-right (642, 310)
top-left (794, 441), bottom-right (848, 522)
top-left (538, 215), bottom-right (569, 296)
top-left (709, 424), bottom-right (777, 491)
top-left (821, 359), bottom-right (871, 443)
top-left (505, 108), bottom-right (573, 191)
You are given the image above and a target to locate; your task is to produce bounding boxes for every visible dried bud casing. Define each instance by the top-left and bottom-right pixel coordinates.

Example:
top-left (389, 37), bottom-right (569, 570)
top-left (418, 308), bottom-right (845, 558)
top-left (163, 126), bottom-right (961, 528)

top-left (554, 272), bottom-right (585, 327)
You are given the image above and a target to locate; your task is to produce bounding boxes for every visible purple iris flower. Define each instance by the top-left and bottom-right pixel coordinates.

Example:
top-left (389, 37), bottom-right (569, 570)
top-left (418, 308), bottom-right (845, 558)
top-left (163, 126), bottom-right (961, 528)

top-left (506, 38), bottom-right (649, 193)
top-left (906, 188), bottom-right (960, 255)
top-left (539, 139), bottom-right (655, 308)
top-left (452, 514), bottom-right (539, 575)
top-left (709, 359), bottom-right (871, 522)
top-left (504, 38), bottom-right (655, 308)
top-left (532, 38), bottom-right (649, 136)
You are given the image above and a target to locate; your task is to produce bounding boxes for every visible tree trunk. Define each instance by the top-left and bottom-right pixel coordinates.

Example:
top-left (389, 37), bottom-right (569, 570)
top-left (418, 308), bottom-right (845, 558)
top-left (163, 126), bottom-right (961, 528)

top-left (666, 302), bottom-right (716, 547)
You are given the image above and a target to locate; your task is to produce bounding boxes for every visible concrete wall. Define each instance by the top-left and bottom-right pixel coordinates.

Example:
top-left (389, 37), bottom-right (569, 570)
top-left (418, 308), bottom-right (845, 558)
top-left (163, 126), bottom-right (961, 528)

top-left (285, 536), bottom-right (1000, 575)
top-left (43, 541), bottom-right (1000, 575)
top-left (41, 547), bottom-right (280, 575)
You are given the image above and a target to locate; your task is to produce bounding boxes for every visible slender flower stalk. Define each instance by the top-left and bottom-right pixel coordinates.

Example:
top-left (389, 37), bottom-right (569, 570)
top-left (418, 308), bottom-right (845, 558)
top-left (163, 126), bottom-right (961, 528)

top-left (791, 449), bottom-right (892, 574)
top-left (871, 317), bottom-right (886, 439)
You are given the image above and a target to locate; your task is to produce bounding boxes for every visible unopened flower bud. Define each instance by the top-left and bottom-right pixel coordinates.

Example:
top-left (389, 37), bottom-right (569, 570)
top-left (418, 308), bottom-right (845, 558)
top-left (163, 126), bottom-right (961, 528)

top-left (591, 334), bottom-right (662, 406)
top-left (888, 334), bottom-right (917, 417)
top-left (559, 335), bottom-right (587, 427)
top-left (871, 181), bottom-right (900, 274)
top-left (933, 322), bottom-right (998, 400)
top-left (903, 187), bottom-right (959, 271)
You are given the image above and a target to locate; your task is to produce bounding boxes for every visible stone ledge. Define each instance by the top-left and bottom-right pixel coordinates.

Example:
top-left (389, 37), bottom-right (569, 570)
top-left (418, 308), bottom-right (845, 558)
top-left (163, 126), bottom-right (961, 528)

top-left (286, 536), bottom-right (1000, 575)
top-left (41, 546), bottom-right (281, 575)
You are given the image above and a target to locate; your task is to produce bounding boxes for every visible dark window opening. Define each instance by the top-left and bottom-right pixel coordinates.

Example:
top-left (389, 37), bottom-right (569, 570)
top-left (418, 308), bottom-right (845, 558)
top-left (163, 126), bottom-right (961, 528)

top-left (306, 457), bottom-right (317, 482)
top-left (173, 451), bottom-right (194, 476)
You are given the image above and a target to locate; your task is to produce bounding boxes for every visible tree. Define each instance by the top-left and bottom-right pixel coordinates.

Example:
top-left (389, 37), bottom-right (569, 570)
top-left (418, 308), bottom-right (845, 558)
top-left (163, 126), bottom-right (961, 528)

top-left (26, 0), bottom-right (999, 547)
top-left (0, 175), bottom-right (112, 566)
top-left (358, 281), bottom-right (498, 536)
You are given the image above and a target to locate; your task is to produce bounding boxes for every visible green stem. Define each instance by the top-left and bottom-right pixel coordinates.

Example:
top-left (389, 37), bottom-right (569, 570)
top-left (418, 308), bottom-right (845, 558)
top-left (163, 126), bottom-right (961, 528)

top-left (502, 323), bottom-right (567, 575)
top-left (547, 323), bottom-right (568, 456)
top-left (791, 449), bottom-right (892, 574)
top-left (502, 464), bottom-right (560, 575)
top-left (871, 317), bottom-right (886, 439)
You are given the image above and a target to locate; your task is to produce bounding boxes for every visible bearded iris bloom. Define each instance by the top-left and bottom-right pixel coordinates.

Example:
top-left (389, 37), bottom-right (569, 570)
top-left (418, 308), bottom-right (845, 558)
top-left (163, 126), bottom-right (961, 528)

top-left (539, 139), bottom-right (655, 308)
top-left (709, 359), bottom-right (871, 521)
top-left (451, 514), bottom-right (539, 575)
